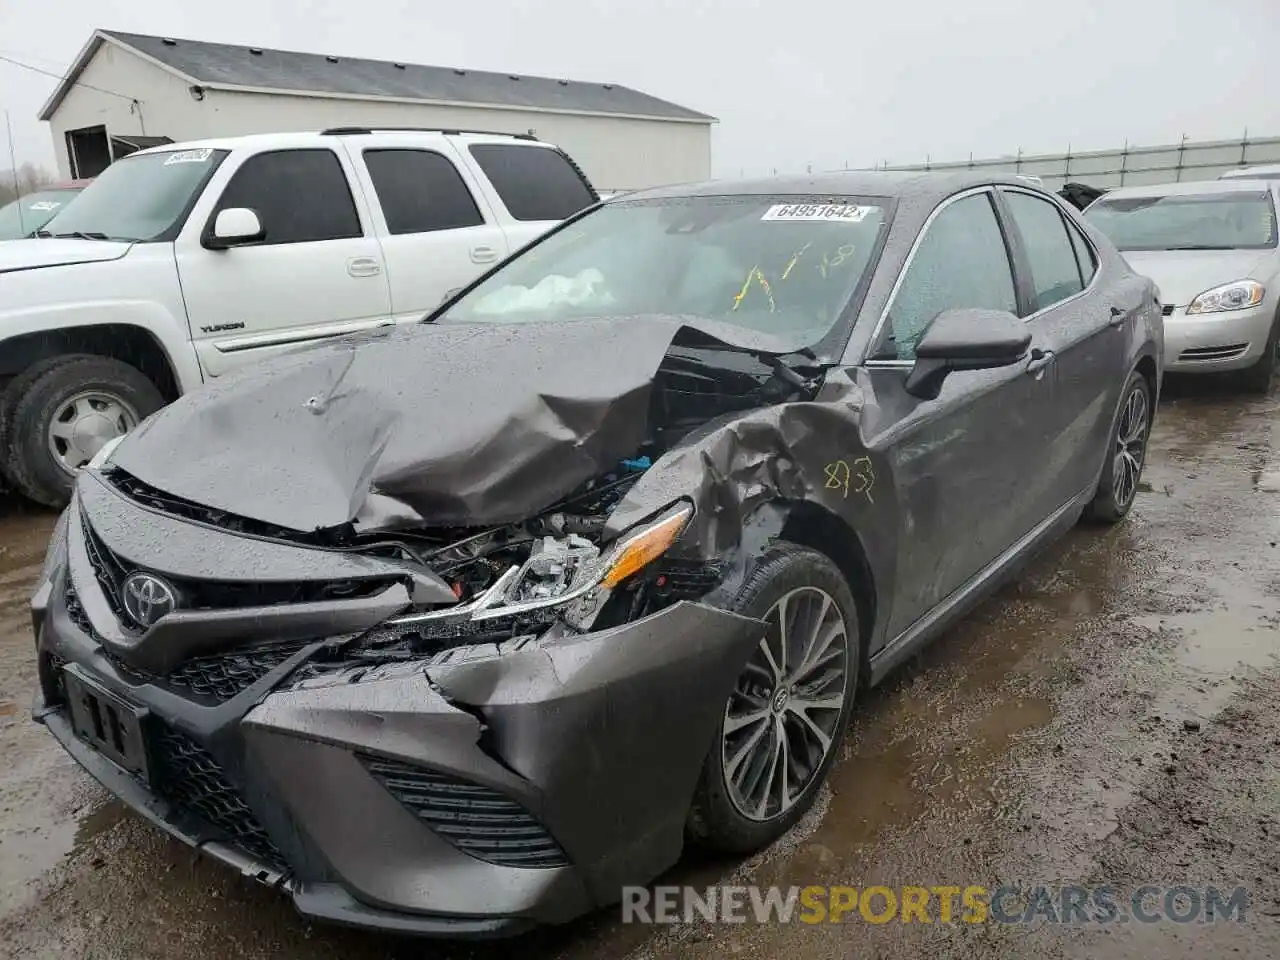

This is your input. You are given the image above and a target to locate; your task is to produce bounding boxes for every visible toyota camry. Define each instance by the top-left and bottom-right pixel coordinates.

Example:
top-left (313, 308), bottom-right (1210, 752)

top-left (31, 171), bottom-right (1162, 937)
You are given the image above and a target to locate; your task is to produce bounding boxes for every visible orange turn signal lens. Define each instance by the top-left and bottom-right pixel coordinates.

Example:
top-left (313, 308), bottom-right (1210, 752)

top-left (600, 505), bottom-right (693, 589)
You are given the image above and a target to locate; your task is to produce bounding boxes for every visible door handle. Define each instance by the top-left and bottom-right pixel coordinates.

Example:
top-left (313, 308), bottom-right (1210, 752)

top-left (347, 256), bottom-right (382, 278)
top-left (470, 245), bottom-right (498, 264)
top-left (1108, 305), bottom-right (1126, 328)
top-left (1025, 350), bottom-right (1055, 378)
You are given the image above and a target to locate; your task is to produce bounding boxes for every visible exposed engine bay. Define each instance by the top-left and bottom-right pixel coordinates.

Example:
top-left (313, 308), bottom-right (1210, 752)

top-left (95, 320), bottom-right (834, 675)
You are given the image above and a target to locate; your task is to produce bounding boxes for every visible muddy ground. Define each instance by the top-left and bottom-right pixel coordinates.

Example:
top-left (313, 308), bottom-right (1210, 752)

top-left (0, 376), bottom-right (1277, 959)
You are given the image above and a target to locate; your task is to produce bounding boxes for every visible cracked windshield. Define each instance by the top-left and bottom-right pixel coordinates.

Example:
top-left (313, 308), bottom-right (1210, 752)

top-left (446, 197), bottom-right (888, 345)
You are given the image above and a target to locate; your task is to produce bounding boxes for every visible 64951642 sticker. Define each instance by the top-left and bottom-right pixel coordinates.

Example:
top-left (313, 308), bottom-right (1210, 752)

top-left (761, 203), bottom-right (876, 223)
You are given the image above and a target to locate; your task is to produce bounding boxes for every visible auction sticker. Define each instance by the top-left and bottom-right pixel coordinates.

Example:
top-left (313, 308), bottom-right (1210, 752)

top-left (762, 203), bottom-right (874, 222)
top-left (164, 148), bottom-right (214, 165)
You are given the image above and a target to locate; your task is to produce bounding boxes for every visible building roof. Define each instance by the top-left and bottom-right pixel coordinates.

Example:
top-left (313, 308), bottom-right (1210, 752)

top-left (39, 30), bottom-right (716, 124)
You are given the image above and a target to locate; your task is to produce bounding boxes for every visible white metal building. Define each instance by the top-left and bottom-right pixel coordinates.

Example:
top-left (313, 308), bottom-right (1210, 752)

top-left (38, 30), bottom-right (716, 193)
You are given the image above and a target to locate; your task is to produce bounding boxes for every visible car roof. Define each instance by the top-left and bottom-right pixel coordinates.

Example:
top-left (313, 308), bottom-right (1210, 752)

top-left (1095, 178), bottom-right (1279, 200)
top-left (1219, 164), bottom-right (1280, 179)
top-left (618, 170), bottom-right (1050, 204)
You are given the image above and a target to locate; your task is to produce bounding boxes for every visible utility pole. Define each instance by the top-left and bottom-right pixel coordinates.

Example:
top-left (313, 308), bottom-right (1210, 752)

top-left (5, 110), bottom-right (24, 234)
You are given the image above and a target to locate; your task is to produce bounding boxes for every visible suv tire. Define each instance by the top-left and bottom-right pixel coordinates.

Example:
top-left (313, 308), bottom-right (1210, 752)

top-left (7, 355), bottom-right (164, 508)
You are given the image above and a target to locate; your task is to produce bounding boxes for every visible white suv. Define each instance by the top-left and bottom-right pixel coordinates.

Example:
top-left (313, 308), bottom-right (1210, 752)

top-left (0, 128), bottom-right (599, 506)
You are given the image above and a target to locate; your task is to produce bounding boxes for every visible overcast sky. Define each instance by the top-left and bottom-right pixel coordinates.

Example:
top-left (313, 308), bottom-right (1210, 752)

top-left (2, 0), bottom-right (1278, 177)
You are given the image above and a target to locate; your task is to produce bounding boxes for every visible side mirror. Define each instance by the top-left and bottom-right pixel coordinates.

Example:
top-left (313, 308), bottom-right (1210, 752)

top-left (904, 308), bottom-right (1031, 400)
top-left (205, 207), bottom-right (264, 249)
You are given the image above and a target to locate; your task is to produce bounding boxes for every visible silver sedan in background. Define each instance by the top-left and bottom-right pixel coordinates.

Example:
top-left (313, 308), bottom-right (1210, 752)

top-left (1085, 178), bottom-right (1280, 392)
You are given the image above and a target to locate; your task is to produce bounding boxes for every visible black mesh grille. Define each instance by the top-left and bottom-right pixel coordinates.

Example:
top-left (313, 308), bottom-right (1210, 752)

top-left (358, 754), bottom-right (568, 868)
top-left (63, 581), bottom-right (97, 638)
top-left (1162, 303), bottom-right (1176, 316)
top-left (152, 724), bottom-right (285, 870)
top-left (165, 642), bottom-right (310, 701)
top-left (80, 516), bottom-right (130, 623)
top-left (64, 580), bottom-right (307, 704)
top-left (78, 512), bottom-right (391, 628)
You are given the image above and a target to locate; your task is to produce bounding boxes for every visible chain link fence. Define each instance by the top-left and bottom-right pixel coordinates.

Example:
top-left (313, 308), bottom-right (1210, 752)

top-left (870, 132), bottom-right (1280, 191)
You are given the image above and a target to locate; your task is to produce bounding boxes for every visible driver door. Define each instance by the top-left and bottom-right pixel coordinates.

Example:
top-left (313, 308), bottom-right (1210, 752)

top-left (861, 189), bottom-right (1059, 638)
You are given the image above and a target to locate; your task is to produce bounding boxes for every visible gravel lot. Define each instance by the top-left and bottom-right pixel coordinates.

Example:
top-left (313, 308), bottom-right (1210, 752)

top-left (1, 377), bottom-right (1277, 959)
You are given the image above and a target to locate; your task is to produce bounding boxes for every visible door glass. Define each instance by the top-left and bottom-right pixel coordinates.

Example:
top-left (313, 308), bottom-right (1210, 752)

top-left (877, 193), bottom-right (1017, 361)
top-left (213, 149), bottom-right (361, 244)
top-left (363, 149), bottom-right (486, 235)
top-left (1005, 192), bottom-right (1086, 312)
top-left (467, 143), bottom-right (596, 221)
top-left (1066, 218), bottom-right (1097, 285)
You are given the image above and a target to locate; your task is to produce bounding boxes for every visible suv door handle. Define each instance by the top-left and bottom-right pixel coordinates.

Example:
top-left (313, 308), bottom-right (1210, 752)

top-left (470, 245), bottom-right (498, 264)
top-left (1025, 350), bottom-right (1055, 377)
top-left (1108, 305), bottom-right (1126, 328)
top-left (347, 256), bottom-right (382, 278)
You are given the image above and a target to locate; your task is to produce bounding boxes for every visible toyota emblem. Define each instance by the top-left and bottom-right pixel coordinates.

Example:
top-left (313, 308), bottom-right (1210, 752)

top-left (121, 572), bottom-right (178, 628)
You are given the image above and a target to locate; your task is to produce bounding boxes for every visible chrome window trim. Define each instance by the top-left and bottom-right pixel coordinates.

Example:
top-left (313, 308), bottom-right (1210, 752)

top-left (860, 185), bottom-right (1003, 363)
top-left (999, 186), bottom-right (1103, 322)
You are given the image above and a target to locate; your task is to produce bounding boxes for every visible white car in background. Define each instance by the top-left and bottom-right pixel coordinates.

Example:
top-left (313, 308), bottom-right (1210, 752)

top-left (1219, 164), bottom-right (1280, 182)
top-left (1084, 178), bottom-right (1280, 393)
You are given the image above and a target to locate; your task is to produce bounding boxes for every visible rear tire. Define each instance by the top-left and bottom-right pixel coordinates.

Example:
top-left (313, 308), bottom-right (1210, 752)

top-left (1085, 370), bottom-right (1152, 524)
top-left (6, 355), bottom-right (164, 509)
top-left (1239, 316), bottom-right (1278, 395)
top-left (686, 542), bottom-right (861, 854)
top-left (0, 377), bottom-right (24, 488)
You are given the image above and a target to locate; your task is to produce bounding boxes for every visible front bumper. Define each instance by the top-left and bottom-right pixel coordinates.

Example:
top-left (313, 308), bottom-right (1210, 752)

top-left (1162, 303), bottom-right (1276, 372)
top-left (31, 477), bottom-right (761, 936)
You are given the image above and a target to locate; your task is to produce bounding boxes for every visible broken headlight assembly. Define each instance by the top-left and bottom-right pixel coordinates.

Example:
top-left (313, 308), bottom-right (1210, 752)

top-left (385, 501), bottom-right (694, 634)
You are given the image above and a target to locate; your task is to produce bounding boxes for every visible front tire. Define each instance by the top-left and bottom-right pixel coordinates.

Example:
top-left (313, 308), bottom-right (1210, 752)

top-left (6, 355), bottom-right (164, 508)
top-left (687, 542), bottom-right (861, 854)
top-left (1239, 315), bottom-right (1278, 395)
top-left (1085, 370), bottom-right (1152, 524)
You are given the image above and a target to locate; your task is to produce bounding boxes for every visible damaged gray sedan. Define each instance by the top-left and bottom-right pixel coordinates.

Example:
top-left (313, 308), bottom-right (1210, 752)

top-left (30, 172), bottom-right (1162, 937)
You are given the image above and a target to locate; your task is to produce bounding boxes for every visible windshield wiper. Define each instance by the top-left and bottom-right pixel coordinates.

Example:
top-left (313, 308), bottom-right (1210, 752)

top-left (678, 343), bottom-right (832, 394)
top-left (49, 231), bottom-right (112, 241)
top-left (1160, 244), bottom-right (1239, 251)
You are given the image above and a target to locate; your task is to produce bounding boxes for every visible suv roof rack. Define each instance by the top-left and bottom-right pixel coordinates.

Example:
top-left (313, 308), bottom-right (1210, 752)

top-left (320, 126), bottom-right (539, 140)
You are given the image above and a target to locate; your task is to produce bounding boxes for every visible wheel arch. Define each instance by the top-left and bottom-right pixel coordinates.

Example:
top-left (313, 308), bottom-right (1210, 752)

top-left (775, 500), bottom-right (879, 683)
top-left (1134, 352), bottom-right (1159, 412)
top-left (0, 325), bottom-right (182, 402)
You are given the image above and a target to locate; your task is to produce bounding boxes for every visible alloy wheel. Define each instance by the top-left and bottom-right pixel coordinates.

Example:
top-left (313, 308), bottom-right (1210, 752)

top-left (46, 391), bottom-right (139, 475)
top-left (1111, 385), bottom-right (1149, 509)
top-left (721, 586), bottom-right (850, 822)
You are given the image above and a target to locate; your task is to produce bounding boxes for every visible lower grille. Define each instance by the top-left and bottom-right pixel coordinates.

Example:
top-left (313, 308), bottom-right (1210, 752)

top-left (359, 754), bottom-right (569, 868)
top-left (1162, 303), bottom-right (1176, 316)
top-left (1179, 343), bottom-right (1249, 362)
top-left (152, 725), bottom-right (285, 870)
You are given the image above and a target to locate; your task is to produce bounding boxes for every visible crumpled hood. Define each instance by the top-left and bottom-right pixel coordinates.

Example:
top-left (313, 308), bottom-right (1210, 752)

top-left (0, 237), bottom-right (132, 274)
top-left (110, 317), bottom-right (801, 532)
top-left (1120, 249), bottom-right (1274, 307)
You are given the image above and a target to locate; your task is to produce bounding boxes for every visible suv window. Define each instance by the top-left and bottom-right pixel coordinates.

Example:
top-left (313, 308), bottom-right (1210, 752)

top-left (1005, 191), bottom-right (1085, 312)
top-left (1066, 218), bottom-right (1097, 285)
top-left (214, 149), bottom-right (361, 244)
top-left (364, 149), bottom-right (485, 234)
top-left (877, 193), bottom-right (1018, 361)
top-left (467, 143), bottom-right (596, 221)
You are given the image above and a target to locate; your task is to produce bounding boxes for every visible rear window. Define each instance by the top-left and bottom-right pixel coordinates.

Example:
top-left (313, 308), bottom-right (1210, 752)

top-left (468, 144), bottom-right (596, 222)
